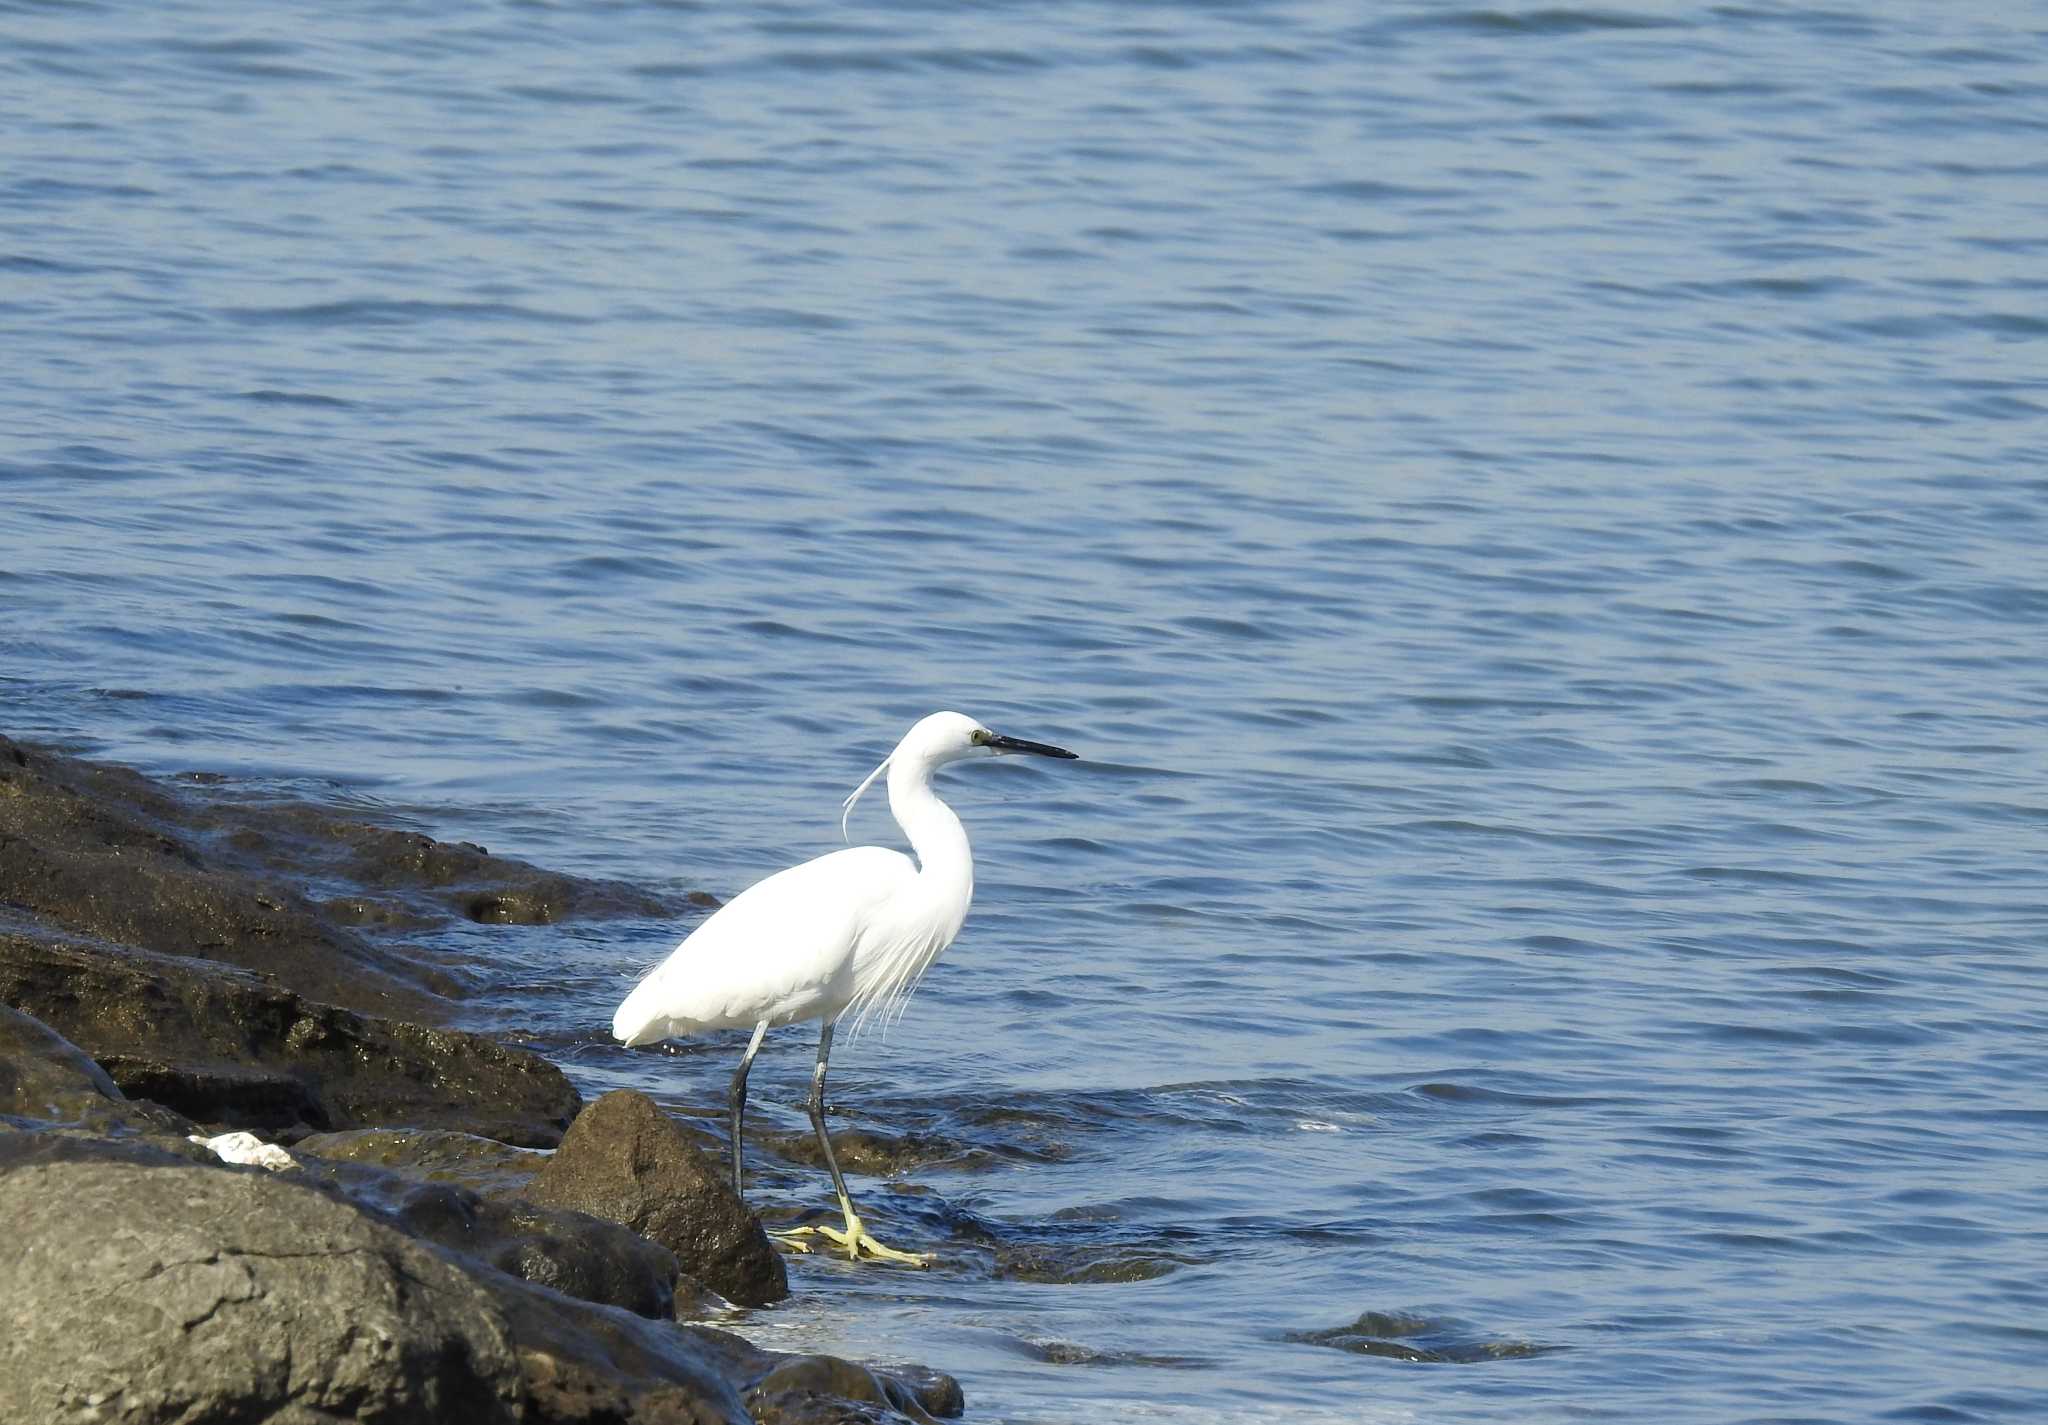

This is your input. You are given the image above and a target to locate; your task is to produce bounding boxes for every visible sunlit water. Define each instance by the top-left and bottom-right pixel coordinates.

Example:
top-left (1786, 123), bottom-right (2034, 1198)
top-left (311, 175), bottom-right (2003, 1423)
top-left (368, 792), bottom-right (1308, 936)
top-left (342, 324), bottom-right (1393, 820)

top-left (5, 3), bottom-right (2047, 1420)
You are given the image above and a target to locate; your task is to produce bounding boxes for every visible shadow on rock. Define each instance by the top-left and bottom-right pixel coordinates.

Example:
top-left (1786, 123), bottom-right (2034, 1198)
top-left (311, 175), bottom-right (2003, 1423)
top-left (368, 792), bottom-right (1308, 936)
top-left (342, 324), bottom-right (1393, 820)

top-left (293, 1147), bottom-right (700, 1321)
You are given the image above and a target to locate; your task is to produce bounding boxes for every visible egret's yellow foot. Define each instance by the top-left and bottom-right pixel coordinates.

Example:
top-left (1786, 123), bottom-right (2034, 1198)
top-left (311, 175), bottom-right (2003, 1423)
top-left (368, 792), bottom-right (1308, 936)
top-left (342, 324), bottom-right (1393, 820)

top-left (771, 1227), bottom-right (817, 1255)
top-left (773, 1209), bottom-right (933, 1268)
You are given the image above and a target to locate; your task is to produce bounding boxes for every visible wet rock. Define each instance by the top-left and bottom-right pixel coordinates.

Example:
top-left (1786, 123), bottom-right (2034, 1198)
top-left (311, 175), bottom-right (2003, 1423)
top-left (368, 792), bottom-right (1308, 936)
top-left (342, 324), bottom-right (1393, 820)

top-left (526, 1089), bottom-right (789, 1307)
top-left (0, 1139), bottom-right (524, 1423)
top-left (0, 1002), bottom-right (122, 1123)
top-left (322, 822), bottom-right (673, 926)
top-left (0, 929), bottom-right (581, 1145)
top-left (681, 1330), bottom-right (963, 1424)
top-left (490, 1291), bottom-right (756, 1425)
top-left (744, 1354), bottom-right (959, 1424)
top-left (0, 1002), bottom-right (204, 1151)
top-left (1006, 1337), bottom-right (1205, 1368)
top-left (0, 736), bottom-right (451, 1016)
top-left (295, 1125), bottom-right (548, 1196)
top-left (0, 733), bottom-right (681, 1016)
top-left (764, 1123), bottom-right (973, 1178)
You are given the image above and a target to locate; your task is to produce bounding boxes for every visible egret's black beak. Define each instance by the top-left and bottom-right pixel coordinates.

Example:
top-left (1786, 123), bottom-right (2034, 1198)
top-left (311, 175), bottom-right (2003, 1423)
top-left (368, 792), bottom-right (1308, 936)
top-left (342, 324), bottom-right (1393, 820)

top-left (985, 732), bottom-right (1078, 760)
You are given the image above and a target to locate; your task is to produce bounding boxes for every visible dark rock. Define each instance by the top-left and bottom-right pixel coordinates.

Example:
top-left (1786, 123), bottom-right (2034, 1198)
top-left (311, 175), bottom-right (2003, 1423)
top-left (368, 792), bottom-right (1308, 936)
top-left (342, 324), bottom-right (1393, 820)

top-left (0, 1142), bottom-right (524, 1423)
top-left (319, 822), bottom-right (673, 926)
top-left (0, 737), bottom-right (451, 1017)
top-left (680, 1330), bottom-right (963, 1424)
top-left (0, 733), bottom-right (681, 1018)
top-left (490, 1292), bottom-right (757, 1425)
top-left (476, 1195), bottom-right (703, 1321)
top-left (526, 1090), bottom-right (789, 1307)
top-left (745, 1355), bottom-right (956, 1424)
top-left (761, 1121), bottom-right (1065, 1178)
top-left (0, 929), bottom-right (581, 1145)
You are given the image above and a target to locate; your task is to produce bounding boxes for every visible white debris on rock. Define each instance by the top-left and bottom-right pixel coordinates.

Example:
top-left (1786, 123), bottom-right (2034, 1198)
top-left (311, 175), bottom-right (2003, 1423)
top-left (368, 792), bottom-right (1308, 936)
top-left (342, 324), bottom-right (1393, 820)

top-left (189, 1130), bottom-right (296, 1171)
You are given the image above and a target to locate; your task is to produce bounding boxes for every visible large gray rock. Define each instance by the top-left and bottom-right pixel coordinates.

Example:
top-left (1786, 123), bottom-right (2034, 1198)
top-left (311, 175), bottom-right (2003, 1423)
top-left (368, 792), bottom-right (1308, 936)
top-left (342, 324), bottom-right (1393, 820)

top-left (0, 930), bottom-right (581, 1146)
top-left (0, 1145), bottom-right (524, 1424)
top-left (526, 1090), bottom-right (789, 1308)
top-left (0, 1134), bottom-right (956, 1424)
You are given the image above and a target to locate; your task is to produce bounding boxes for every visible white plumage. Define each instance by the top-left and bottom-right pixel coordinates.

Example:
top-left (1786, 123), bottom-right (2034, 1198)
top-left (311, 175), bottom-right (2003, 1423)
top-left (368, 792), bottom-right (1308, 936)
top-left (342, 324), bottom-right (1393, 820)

top-left (613, 844), bottom-right (950, 1042)
top-left (612, 709), bottom-right (1076, 1266)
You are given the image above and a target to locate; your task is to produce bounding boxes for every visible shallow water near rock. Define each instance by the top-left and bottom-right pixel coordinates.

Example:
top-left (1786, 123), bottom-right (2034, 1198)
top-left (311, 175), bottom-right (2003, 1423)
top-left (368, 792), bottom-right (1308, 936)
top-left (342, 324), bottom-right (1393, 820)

top-left (4, 3), bottom-right (2047, 1421)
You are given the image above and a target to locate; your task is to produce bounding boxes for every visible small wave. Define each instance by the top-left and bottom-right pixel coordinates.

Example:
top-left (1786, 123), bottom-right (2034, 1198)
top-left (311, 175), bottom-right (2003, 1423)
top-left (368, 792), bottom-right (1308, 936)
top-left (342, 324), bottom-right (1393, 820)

top-left (219, 299), bottom-right (593, 328)
top-left (236, 389), bottom-right (354, 409)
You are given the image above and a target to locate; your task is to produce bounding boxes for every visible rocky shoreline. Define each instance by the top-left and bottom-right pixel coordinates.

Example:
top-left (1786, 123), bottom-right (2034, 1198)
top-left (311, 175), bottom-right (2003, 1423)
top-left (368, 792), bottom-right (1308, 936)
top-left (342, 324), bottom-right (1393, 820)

top-left (0, 732), bottom-right (962, 1424)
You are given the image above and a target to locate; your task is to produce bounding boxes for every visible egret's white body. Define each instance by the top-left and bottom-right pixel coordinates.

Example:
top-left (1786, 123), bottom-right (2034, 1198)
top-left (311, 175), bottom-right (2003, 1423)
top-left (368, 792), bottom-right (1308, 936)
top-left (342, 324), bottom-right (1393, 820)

top-left (612, 710), bottom-right (1076, 1265)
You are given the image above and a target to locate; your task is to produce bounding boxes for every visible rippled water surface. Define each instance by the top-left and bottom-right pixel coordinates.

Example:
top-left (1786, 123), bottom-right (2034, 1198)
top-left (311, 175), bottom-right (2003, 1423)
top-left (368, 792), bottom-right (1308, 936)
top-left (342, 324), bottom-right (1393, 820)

top-left (5, 3), bottom-right (2047, 1420)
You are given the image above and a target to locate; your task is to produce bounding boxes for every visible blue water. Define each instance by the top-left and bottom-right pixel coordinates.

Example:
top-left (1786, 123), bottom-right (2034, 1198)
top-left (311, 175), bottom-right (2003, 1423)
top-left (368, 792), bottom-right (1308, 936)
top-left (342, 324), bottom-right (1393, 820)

top-left (5, 3), bottom-right (2047, 1420)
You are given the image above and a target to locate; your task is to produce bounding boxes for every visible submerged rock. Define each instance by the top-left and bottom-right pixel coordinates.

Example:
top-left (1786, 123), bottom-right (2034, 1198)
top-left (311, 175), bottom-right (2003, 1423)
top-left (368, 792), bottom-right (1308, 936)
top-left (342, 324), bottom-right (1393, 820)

top-left (992, 1240), bottom-right (1187, 1285)
top-left (0, 929), bottom-right (581, 1146)
top-left (527, 1089), bottom-right (789, 1308)
top-left (1286, 1309), bottom-right (1560, 1364)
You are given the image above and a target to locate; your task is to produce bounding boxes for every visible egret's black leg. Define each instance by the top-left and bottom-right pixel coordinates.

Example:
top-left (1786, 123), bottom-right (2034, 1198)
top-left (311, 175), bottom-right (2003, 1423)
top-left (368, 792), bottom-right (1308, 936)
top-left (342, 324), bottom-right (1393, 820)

top-left (727, 1019), bottom-right (769, 1200)
top-left (770, 1017), bottom-right (931, 1266)
top-left (805, 1021), bottom-right (852, 1213)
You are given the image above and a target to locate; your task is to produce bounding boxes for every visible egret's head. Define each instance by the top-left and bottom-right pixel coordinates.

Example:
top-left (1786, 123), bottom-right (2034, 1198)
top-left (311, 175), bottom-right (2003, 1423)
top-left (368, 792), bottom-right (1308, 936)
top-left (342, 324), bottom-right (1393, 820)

top-left (843, 711), bottom-right (1077, 841)
top-left (909, 710), bottom-right (1078, 767)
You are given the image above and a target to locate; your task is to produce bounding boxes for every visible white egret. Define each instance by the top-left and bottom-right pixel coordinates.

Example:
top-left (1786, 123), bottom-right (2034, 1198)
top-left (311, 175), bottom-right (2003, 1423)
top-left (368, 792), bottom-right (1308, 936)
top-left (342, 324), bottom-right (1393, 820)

top-left (612, 710), bottom-right (1077, 1266)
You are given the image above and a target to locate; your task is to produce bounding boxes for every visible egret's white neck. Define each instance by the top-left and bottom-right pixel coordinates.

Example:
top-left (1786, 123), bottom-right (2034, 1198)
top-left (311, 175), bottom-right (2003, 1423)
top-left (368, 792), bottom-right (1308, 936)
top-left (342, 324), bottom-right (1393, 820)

top-left (888, 757), bottom-right (973, 900)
